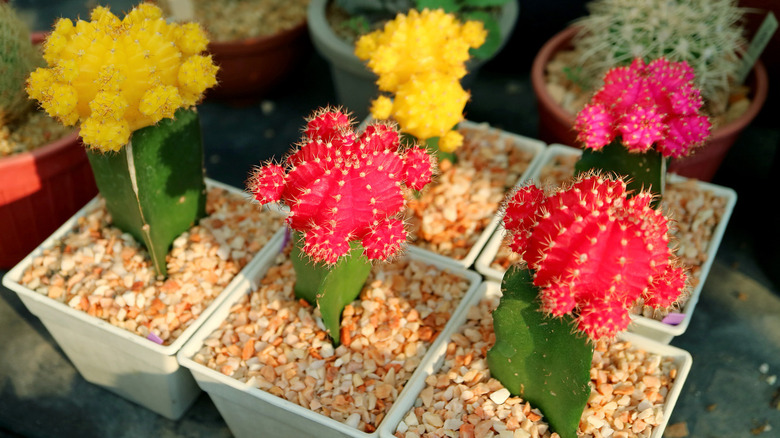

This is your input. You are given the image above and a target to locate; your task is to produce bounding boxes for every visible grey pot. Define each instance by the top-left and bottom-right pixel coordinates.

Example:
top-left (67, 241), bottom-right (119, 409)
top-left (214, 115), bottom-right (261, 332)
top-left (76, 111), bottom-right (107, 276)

top-left (307, 0), bottom-right (520, 120)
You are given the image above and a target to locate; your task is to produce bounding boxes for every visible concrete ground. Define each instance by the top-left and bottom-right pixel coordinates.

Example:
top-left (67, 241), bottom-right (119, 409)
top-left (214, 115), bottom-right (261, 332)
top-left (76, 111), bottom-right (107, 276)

top-left (2, 1), bottom-right (780, 437)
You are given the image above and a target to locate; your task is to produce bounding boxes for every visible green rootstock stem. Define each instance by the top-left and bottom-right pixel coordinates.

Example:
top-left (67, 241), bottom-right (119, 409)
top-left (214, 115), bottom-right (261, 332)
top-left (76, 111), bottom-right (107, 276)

top-left (86, 108), bottom-right (207, 277)
top-left (486, 266), bottom-right (593, 438)
top-left (290, 232), bottom-right (372, 345)
top-left (424, 136), bottom-right (458, 165)
top-left (574, 140), bottom-right (665, 209)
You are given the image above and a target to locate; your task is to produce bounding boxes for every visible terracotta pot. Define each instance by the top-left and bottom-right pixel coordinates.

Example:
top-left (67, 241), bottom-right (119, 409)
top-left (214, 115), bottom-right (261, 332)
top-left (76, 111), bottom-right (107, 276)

top-left (531, 26), bottom-right (769, 182)
top-left (0, 131), bottom-right (97, 268)
top-left (206, 21), bottom-right (311, 101)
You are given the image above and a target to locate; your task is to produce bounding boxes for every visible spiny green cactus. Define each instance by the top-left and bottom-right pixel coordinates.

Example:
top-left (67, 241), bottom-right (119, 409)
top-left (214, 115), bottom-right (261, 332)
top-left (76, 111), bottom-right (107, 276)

top-left (0, 3), bottom-right (40, 126)
top-left (86, 108), bottom-right (207, 277)
top-left (572, 0), bottom-right (747, 115)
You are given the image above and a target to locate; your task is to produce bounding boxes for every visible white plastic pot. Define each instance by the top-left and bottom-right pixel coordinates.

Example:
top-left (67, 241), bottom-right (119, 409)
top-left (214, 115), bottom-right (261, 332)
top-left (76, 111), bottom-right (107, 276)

top-left (177, 245), bottom-right (484, 438)
top-left (378, 281), bottom-right (693, 438)
top-left (1, 179), bottom-right (286, 420)
top-left (474, 145), bottom-right (737, 343)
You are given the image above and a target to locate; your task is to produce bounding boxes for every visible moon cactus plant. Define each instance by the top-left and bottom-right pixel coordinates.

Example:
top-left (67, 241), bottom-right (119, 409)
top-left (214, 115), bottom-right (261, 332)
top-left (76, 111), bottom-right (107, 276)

top-left (487, 173), bottom-right (687, 438)
top-left (25, 4), bottom-right (218, 277)
top-left (248, 107), bottom-right (435, 344)
top-left (573, 58), bottom-right (711, 204)
top-left (355, 9), bottom-right (486, 162)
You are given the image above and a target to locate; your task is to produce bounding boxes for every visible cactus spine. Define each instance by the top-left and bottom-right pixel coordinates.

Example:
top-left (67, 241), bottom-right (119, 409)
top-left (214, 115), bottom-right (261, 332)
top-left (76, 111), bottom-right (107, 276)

top-left (488, 174), bottom-right (686, 437)
top-left (0, 3), bottom-right (39, 127)
top-left (25, 4), bottom-right (218, 277)
top-left (249, 108), bottom-right (434, 344)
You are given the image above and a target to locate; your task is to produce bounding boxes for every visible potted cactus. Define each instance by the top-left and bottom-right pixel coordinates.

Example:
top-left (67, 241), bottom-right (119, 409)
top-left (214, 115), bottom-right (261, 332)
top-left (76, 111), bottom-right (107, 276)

top-left (307, 0), bottom-right (519, 121)
top-left (356, 9), bottom-right (545, 266)
top-left (157, 0), bottom-right (311, 101)
top-left (476, 58), bottom-right (737, 343)
top-left (0, 2), bottom-right (96, 268)
top-left (177, 107), bottom-right (483, 437)
top-left (2, 4), bottom-right (286, 419)
top-left (393, 173), bottom-right (693, 438)
top-left (531, 0), bottom-right (770, 181)
top-left (572, 57), bottom-right (712, 203)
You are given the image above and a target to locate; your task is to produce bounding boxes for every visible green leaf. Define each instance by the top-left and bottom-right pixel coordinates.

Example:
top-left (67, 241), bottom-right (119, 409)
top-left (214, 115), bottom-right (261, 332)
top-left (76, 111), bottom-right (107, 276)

top-left (86, 108), bottom-right (206, 277)
top-left (574, 140), bottom-right (665, 208)
top-left (415, 0), bottom-right (460, 13)
top-left (462, 11), bottom-right (501, 59)
top-left (487, 266), bottom-right (593, 438)
top-left (291, 235), bottom-right (372, 345)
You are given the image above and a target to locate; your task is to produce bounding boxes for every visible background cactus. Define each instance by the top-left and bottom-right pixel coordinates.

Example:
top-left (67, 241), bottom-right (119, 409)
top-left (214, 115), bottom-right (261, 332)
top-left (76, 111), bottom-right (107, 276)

top-left (25, 4), bottom-right (218, 277)
top-left (488, 174), bottom-right (686, 437)
top-left (573, 58), bottom-right (711, 203)
top-left (355, 9), bottom-right (486, 160)
top-left (571, 0), bottom-right (747, 117)
top-left (249, 107), bottom-right (434, 344)
top-left (0, 3), bottom-right (40, 127)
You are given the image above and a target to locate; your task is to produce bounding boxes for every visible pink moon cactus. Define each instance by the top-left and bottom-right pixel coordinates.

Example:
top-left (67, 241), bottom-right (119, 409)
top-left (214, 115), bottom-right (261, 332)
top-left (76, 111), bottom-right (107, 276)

top-left (574, 58), bottom-right (711, 158)
top-left (249, 107), bottom-right (435, 264)
top-left (503, 174), bottom-right (687, 340)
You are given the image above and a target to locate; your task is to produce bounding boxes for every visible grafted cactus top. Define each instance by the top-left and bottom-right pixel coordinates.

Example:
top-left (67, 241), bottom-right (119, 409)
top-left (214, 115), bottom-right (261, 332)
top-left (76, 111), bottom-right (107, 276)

top-left (25, 4), bottom-right (218, 152)
top-left (250, 108), bottom-right (435, 264)
top-left (574, 58), bottom-right (711, 158)
top-left (503, 174), bottom-right (686, 339)
top-left (355, 9), bottom-right (486, 153)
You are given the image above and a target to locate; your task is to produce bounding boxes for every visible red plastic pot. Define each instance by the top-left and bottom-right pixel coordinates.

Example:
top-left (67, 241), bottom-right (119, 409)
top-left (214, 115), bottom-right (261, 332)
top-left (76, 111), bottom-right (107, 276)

top-left (531, 26), bottom-right (769, 182)
top-left (0, 131), bottom-right (97, 268)
top-left (206, 21), bottom-right (311, 101)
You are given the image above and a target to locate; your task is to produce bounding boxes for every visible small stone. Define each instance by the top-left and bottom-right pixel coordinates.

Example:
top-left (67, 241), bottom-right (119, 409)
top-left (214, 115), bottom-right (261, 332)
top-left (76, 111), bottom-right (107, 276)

top-left (489, 388), bottom-right (511, 405)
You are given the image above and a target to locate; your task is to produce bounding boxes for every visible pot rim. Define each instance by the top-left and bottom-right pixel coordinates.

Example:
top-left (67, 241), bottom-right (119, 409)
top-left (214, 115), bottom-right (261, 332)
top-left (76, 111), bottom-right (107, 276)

top-left (208, 19), bottom-right (308, 54)
top-left (0, 129), bottom-right (81, 169)
top-left (530, 25), bottom-right (769, 144)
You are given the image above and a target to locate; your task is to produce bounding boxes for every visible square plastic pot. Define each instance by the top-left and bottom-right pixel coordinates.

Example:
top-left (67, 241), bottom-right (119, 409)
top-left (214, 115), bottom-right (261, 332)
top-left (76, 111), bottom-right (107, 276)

top-left (377, 281), bottom-right (693, 438)
top-left (475, 145), bottom-right (737, 343)
top-left (1, 179), bottom-right (286, 420)
top-left (177, 244), bottom-right (484, 438)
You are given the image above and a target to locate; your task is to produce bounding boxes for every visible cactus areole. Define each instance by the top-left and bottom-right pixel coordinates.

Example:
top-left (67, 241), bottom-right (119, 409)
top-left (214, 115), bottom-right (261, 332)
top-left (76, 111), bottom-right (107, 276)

top-left (573, 58), bottom-right (711, 202)
top-left (488, 173), bottom-right (687, 438)
top-left (248, 107), bottom-right (435, 344)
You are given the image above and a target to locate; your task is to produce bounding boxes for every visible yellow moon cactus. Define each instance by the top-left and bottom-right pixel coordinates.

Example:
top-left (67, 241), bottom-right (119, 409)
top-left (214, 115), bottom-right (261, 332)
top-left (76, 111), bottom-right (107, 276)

top-left (26, 4), bottom-right (218, 152)
top-left (356, 9), bottom-right (486, 153)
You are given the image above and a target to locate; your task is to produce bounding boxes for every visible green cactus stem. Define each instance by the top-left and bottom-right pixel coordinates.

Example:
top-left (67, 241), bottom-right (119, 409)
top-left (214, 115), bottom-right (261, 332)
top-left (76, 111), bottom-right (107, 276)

top-left (0, 3), bottom-right (40, 126)
top-left (86, 108), bottom-right (207, 277)
top-left (574, 140), bottom-right (665, 208)
top-left (486, 265), bottom-right (593, 438)
top-left (291, 231), bottom-right (372, 345)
